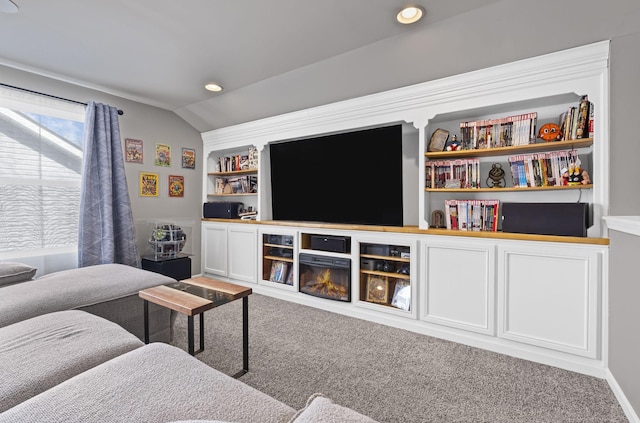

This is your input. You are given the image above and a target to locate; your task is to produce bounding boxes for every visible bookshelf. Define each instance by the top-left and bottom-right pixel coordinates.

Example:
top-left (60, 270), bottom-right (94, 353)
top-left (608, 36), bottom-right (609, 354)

top-left (421, 94), bottom-right (600, 237)
top-left (206, 145), bottom-right (259, 215)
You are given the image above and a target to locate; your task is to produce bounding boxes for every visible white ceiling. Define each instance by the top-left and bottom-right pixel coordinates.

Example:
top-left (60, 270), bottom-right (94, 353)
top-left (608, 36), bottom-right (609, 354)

top-left (0, 0), bottom-right (502, 131)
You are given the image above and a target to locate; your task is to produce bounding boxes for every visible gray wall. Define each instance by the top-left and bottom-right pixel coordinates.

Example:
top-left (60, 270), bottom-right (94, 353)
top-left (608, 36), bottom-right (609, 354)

top-left (609, 230), bottom-right (640, 416)
top-left (0, 64), bottom-right (203, 274)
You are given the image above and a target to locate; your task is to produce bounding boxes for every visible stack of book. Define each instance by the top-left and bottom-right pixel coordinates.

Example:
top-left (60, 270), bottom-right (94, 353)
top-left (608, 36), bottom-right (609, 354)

top-left (508, 149), bottom-right (581, 188)
top-left (425, 158), bottom-right (480, 189)
top-left (215, 175), bottom-right (258, 194)
top-left (216, 153), bottom-right (253, 172)
top-left (460, 112), bottom-right (537, 149)
top-left (444, 199), bottom-right (500, 232)
top-left (270, 261), bottom-right (293, 285)
top-left (559, 95), bottom-right (593, 141)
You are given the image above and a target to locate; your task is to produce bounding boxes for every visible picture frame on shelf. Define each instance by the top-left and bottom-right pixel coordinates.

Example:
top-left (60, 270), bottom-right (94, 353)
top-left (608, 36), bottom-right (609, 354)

top-left (366, 275), bottom-right (388, 304)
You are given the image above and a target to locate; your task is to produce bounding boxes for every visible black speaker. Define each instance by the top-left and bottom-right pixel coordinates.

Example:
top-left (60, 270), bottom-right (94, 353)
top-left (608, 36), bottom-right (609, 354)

top-left (501, 202), bottom-right (590, 237)
top-left (203, 202), bottom-right (243, 219)
top-left (310, 235), bottom-right (350, 253)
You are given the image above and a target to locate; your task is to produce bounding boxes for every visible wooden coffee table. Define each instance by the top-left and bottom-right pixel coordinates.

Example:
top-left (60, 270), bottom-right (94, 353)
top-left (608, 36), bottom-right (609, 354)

top-left (139, 276), bottom-right (252, 377)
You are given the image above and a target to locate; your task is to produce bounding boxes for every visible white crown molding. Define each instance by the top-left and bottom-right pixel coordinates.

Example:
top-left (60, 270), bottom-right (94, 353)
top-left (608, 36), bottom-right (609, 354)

top-left (201, 40), bottom-right (610, 149)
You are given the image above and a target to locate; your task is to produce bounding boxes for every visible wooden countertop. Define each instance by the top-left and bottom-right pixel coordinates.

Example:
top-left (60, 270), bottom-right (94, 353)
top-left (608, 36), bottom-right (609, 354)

top-left (201, 218), bottom-right (609, 245)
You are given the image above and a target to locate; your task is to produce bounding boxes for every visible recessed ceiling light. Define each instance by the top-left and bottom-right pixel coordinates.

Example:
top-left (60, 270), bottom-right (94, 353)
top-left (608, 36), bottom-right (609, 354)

top-left (205, 83), bottom-right (223, 92)
top-left (396, 6), bottom-right (424, 24)
top-left (0, 0), bottom-right (19, 13)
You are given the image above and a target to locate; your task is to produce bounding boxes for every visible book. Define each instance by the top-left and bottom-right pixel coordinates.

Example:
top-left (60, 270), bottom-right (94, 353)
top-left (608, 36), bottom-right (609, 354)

top-left (575, 96), bottom-right (589, 139)
top-left (269, 261), bottom-right (288, 283)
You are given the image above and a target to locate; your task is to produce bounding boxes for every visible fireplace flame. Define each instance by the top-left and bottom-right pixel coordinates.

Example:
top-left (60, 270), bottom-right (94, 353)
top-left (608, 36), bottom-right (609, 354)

top-left (307, 268), bottom-right (347, 298)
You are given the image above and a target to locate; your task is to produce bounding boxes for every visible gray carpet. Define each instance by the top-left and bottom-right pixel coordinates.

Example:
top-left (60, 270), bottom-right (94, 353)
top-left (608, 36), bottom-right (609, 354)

top-left (170, 293), bottom-right (627, 423)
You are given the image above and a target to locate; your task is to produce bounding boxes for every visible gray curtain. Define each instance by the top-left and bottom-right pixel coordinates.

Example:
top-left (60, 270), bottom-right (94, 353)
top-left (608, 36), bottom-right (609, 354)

top-left (78, 101), bottom-right (140, 267)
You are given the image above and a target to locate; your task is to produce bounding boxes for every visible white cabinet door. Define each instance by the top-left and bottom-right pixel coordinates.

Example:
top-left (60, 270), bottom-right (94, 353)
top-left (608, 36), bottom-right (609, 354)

top-left (421, 238), bottom-right (496, 335)
top-left (497, 243), bottom-right (602, 358)
top-left (228, 224), bottom-right (258, 283)
top-left (202, 222), bottom-right (228, 277)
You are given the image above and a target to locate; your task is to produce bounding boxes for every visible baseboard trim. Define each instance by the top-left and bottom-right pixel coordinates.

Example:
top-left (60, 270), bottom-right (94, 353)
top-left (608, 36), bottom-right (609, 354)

top-left (606, 369), bottom-right (640, 423)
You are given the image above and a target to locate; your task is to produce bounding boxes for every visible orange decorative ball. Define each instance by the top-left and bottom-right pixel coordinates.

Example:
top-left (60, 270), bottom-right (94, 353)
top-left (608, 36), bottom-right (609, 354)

top-left (537, 123), bottom-right (562, 141)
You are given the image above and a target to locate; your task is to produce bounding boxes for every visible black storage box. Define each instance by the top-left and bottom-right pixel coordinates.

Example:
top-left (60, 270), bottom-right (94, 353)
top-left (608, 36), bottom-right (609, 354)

top-left (203, 202), bottom-right (243, 219)
top-left (310, 235), bottom-right (350, 253)
top-left (501, 202), bottom-right (591, 237)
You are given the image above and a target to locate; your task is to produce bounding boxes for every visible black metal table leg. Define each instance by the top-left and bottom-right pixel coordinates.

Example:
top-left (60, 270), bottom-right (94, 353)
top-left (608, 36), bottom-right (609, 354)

top-left (233, 296), bottom-right (249, 379)
top-left (199, 312), bottom-right (205, 353)
top-left (243, 296), bottom-right (249, 373)
top-left (143, 300), bottom-right (149, 344)
top-left (188, 315), bottom-right (194, 355)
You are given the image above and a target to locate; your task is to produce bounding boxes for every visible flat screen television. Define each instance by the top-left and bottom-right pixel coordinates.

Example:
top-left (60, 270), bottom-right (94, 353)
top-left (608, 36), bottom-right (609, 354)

top-left (269, 124), bottom-right (404, 227)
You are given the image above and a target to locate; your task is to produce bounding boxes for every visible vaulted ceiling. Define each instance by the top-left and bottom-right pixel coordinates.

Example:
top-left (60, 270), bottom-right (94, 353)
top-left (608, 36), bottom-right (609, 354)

top-left (0, 1), bottom-right (504, 131)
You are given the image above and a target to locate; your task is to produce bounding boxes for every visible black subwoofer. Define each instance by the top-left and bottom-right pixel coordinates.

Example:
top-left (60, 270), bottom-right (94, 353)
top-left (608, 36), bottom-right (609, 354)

top-left (501, 202), bottom-right (590, 237)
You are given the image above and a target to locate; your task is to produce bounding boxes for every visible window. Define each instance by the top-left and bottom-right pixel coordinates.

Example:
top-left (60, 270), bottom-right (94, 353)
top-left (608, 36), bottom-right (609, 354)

top-left (0, 86), bottom-right (85, 253)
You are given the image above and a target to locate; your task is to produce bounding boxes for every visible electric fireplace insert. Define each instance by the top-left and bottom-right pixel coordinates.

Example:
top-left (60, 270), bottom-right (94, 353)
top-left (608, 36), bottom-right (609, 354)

top-left (298, 253), bottom-right (351, 302)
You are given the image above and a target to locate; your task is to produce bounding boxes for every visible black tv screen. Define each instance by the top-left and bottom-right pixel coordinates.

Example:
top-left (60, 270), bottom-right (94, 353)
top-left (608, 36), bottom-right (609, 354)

top-left (269, 124), bottom-right (404, 227)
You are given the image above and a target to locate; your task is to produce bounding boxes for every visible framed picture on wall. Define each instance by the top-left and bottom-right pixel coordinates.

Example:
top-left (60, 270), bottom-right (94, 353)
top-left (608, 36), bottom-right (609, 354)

top-left (155, 143), bottom-right (171, 166)
top-left (139, 172), bottom-right (159, 197)
top-left (182, 148), bottom-right (195, 169)
top-left (125, 138), bottom-right (143, 163)
top-left (168, 175), bottom-right (184, 197)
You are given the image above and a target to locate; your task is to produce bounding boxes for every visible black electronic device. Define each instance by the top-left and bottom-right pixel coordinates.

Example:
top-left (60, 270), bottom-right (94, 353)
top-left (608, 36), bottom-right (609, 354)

top-left (310, 235), bottom-right (350, 253)
top-left (501, 202), bottom-right (591, 237)
top-left (203, 202), bottom-right (243, 219)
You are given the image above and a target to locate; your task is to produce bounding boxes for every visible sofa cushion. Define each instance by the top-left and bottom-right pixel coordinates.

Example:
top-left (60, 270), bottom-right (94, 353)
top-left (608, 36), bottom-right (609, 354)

top-left (289, 393), bottom-right (378, 423)
top-left (0, 310), bottom-right (143, 412)
top-left (0, 262), bottom-right (37, 287)
top-left (0, 343), bottom-right (296, 423)
top-left (0, 263), bottom-right (175, 329)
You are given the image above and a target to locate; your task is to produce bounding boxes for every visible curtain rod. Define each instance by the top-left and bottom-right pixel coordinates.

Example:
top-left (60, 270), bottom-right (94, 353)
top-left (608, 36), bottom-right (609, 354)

top-left (0, 82), bottom-right (124, 115)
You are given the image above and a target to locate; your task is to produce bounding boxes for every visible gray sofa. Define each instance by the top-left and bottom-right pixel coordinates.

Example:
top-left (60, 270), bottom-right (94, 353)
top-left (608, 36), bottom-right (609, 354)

top-left (0, 262), bottom-right (175, 342)
top-left (0, 312), bottom-right (377, 422)
top-left (0, 262), bottom-right (378, 422)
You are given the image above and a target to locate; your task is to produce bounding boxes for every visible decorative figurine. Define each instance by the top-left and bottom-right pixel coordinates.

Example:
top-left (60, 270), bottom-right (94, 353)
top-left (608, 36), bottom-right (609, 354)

top-left (486, 163), bottom-right (506, 188)
top-left (445, 135), bottom-right (460, 151)
top-left (562, 160), bottom-right (591, 185)
top-left (537, 122), bottom-right (562, 142)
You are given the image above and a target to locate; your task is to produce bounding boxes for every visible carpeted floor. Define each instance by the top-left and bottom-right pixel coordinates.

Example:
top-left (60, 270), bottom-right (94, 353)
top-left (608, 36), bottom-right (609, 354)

top-left (170, 293), bottom-right (627, 423)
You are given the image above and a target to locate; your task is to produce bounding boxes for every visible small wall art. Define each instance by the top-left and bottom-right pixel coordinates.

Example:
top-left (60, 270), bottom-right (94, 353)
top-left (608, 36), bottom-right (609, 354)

top-left (140, 172), bottom-right (159, 197)
top-left (182, 148), bottom-right (195, 169)
top-left (155, 143), bottom-right (171, 167)
top-left (125, 138), bottom-right (143, 163)
top-left (168, 175), bottom-right (184, 197)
